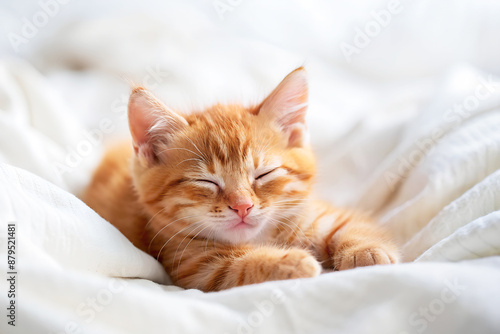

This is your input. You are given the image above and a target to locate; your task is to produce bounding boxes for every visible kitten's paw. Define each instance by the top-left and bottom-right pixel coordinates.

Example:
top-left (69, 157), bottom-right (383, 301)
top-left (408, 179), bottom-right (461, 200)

top-left (239, 248), bottom-right (321, 285)
top-left (335, 246), bottom-right (399, 271)
top-left (269, 249), bottom-right (322, 281)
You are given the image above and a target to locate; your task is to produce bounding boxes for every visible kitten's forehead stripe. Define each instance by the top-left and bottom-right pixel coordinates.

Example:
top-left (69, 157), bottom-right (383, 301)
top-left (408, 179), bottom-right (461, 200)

top-left (253, 154), bottom-right (260, 170)
top-left (206, 160), bottom-right (215, 174)
top-left (191, 112), bottom-right (255, 173)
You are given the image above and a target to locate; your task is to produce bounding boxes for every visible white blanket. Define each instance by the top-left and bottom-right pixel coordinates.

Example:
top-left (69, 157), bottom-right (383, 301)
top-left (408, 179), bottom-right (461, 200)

top-left (1, 0), bottom-right (500, 333)
top-left (0, 161), bottom-right (499, 334)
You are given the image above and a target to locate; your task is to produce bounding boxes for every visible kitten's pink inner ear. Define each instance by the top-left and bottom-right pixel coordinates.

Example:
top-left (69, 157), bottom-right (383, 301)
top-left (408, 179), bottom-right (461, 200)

top-left (128, 89), bottom-right (158, 152)
top-left (259, 67), bottom-right (309, 147)
top-left (127, 87), bottom-right (188, 164)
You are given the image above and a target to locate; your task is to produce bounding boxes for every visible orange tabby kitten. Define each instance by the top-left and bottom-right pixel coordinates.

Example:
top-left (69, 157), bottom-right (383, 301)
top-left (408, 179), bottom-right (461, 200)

top-left (83, 68), bottom-right (399, 292)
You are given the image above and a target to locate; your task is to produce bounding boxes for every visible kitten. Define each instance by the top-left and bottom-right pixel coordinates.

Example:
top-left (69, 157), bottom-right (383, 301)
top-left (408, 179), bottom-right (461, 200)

top-left (83, 68), bottom-right (399, 292)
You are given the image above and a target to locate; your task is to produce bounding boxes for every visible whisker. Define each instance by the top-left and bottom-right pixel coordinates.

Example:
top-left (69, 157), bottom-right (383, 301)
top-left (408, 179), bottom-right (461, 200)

top-left (272, 198), bottom-right (309, 204)
top-left (183, 135), bottom-right (210, 162)
top-left (175, 224), bottom-right (211, 273)
top-left (270, 204), bottom-right (308, 210)
top-left (156, 224), bottom-right (207, 260)
top-left (204, 226), bottom-right (216, 260)
top-left (213, 231), bottom-right (221, 259)
top-left (156, 224), bottom-right (198, 260)
top-left (176, 157), bottom-right (205, 167)
top-left (150, 214), bottom-right (203, 253)
top-left (272, 210), bottom-right (308, 224)
top-left (171, 220), bottom-right (208, 267)
top-left (268, 217), bottom-right (307, 247)
top-left (156, 147), bottom-right (206, 162)
top-left (145, 207), bottom-right (168, 228)
top-left (268, 214), bottom-right (310, 245)
top-left (269, 207), bottom-right (307, 219)
top-left (264, 218), bottom-right (307, 247)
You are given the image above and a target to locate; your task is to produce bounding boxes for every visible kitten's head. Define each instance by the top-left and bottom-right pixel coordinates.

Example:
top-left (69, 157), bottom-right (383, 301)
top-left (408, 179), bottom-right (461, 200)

top-left (128, 68), bottom-right (315, 244)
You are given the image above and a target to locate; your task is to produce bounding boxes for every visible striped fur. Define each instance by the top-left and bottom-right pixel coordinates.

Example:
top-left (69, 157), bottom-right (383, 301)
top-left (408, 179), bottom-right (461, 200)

top-left (83, 68), bottom-right (399, 291)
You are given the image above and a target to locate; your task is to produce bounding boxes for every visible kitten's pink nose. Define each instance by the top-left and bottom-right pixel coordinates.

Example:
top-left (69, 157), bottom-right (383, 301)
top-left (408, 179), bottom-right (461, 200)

top-left (229, 202), bottom-right (254, 218)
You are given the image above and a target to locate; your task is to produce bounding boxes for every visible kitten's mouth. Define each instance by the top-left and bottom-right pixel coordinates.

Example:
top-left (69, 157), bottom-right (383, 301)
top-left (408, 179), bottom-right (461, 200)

top-left (231, 220), bottom-right (254, 230)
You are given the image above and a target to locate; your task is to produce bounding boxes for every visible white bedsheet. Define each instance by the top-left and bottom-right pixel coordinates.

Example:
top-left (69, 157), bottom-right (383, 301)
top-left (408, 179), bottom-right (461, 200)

top-left (0, 159), bottom-right (499, 334)
top-left (1, 0), bottom-right (500, 333)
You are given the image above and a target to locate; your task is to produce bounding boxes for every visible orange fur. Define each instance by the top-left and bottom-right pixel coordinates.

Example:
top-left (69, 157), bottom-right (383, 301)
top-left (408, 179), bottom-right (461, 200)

top-left (83, 68), bottom-right (399, 291)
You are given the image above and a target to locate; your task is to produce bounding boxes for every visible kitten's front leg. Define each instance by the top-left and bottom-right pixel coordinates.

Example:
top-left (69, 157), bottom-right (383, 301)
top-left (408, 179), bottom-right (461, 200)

top-left (170, 243), bottom-right (321, 291)
top-left (231, 247), bottom-right (321, 287)
top-left (326, 219), bottom-right (400, 270)
top-left (306, 205), bottom-right (399, 270)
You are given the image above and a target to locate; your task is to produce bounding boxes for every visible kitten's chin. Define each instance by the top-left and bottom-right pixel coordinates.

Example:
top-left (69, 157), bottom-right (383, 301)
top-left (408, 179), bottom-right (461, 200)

top-left (217, 221), bottom-right (263, 244)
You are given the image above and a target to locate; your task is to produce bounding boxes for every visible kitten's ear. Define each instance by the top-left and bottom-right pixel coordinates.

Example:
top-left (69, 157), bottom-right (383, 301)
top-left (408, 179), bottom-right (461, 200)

top-left (128, 87), bottom-right (187, 165)
top-left (259, 67), bottom-right (309, 148)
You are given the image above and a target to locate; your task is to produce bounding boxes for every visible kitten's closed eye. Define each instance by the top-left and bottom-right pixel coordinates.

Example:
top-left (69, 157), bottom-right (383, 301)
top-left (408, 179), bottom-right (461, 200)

top-left (194, 168), bottom-right (280, 189)
top-left (256, 168), bottom-right (277, 180)
top-left (194, 179), bottom-right (220, 190)
top-left (195, 179), bottom-right (219, 186)
top-left (255, 168), bottom-right (280, 182)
